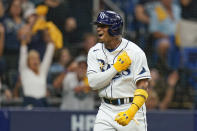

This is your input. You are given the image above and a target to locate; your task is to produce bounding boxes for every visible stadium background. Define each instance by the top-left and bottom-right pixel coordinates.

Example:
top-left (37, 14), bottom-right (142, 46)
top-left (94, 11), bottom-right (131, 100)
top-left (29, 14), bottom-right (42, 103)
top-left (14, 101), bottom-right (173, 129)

top-left (0, 0), bottom-right (196, 130)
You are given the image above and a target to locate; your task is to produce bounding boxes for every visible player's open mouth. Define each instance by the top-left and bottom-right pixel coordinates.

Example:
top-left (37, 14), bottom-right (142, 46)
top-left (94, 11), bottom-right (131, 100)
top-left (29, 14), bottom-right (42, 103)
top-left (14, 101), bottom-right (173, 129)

top-left (98, 33), bottom-right (104, 38)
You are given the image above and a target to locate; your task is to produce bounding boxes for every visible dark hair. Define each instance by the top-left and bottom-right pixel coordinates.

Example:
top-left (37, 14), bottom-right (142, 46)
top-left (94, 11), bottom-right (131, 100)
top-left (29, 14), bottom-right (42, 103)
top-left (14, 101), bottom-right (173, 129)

top-left (53, 47), bottom-right (70, 63)
top-left (6, 0), bottom-right (23, 18)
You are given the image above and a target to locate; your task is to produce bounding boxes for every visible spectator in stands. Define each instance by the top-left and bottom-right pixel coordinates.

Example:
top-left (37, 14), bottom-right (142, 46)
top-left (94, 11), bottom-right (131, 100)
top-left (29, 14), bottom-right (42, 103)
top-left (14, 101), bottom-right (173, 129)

top-left (20, 7), bottom-right (47, 59)
top-left (15, 8), bottom-right (41, 98)
top-left (21, 0), bottom-right (35, 17)
top-left (43, 0), bottom-right (68, 32)
top-left (18, 9), bottom-right (48, 100)
top-left (19, 28), bottom-right (55, 107)
top-left (0, 22), bottom-right (12, 103)
top-left (76, 32), bottom-right (97, 57)
top-left (63, 17), bottom-right (81, 48)
top-left (19, 5), bottom-right (63, 59)
top-left (146, 69), bottom-right (160, 110)
top-left (66, 0), bottom-right (92, 35)
top-left (80, 33), bottom-right (97, 55)
top-left (12, 76), bottom-right (22, 98)
top-left (53, 55), bottom-right (94, 111)
top-left (47, 48), bottom-right (71, 97)
top-left (146, 88), bottom-right (159, 110)
top-left (33, 5), bottom-right (63, 50)
top-left (48, 48), bottom-right (71, 84)
top-left (0, 1), bottom-right (10, 93)
top-left (0, 0), bottom-right (5, 22)
top-left (52, 58), bottom-right (78, 89)
top-left (61, 56), bottom-right (94, 110)
top-left (135, 0), bottom-right (165, 24)
top-left (180, 0), bottom-right (197, 20)
top-left (148, 0), bottom-right (181, 70)
top-left (134, 0), bottom-right (159, 62)
top-left (159, 70), bottom-right (179, 110)
top-left (146, 69), bottom-right (179, 110)
top-left (3, 0), bottom-right (25, 70)
top-left (0, 80), bottom-right (13, 104)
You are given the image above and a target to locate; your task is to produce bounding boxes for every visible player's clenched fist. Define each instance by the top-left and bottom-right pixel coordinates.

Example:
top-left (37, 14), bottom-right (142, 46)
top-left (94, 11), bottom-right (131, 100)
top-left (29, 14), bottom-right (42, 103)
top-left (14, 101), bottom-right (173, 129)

top-left (113, 51), bottom-right (131, 72)
top-left (115, 89), bottom-right (148, 126)
top-left (115, 110), bottom-right (133, 126)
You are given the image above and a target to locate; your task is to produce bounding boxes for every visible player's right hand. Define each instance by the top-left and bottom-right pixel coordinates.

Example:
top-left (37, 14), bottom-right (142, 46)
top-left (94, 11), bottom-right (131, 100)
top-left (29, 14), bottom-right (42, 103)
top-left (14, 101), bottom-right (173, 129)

top-left (113, 51), bottom-right (131, 72)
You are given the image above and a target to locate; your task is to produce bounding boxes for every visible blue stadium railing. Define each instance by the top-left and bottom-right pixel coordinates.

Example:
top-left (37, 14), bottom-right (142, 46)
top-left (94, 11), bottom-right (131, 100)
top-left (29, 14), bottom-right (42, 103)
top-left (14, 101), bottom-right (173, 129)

top-left (0, 108), bottom-right (195, 131)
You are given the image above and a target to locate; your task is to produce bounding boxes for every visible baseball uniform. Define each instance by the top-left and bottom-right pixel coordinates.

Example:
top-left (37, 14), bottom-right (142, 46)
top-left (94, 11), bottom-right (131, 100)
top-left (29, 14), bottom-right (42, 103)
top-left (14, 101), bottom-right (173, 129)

top-left (87, 38), bottom-right (151, 131)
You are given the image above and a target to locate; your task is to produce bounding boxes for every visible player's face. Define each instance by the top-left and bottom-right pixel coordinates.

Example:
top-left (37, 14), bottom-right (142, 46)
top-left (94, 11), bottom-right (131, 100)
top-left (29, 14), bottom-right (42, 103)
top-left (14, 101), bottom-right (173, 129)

top-left (96, 24), bottom-right (112, 43)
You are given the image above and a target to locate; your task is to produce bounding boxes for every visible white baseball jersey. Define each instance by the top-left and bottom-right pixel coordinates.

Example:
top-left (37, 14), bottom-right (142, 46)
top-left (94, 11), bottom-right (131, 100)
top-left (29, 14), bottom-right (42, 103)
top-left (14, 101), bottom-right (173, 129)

top-left (87, 38), bottom-right (151, 98)
top-left (87, 38), bottom-right (150, 131)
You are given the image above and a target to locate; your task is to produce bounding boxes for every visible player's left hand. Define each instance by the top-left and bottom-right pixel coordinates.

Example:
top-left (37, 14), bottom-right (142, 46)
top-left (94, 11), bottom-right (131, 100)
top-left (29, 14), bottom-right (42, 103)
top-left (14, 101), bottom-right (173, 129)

top-left (115, 110), bottom-right (133, 126)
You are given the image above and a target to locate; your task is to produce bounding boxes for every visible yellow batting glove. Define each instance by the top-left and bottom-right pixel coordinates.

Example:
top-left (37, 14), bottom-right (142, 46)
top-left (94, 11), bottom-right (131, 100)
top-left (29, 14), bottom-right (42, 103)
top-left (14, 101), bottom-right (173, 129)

top-left (115, 89), bottom-right (148, 126)
top-left (115, 110), bottom-right (134, 126)
top-left (113, 51), bottom-right (131, 72)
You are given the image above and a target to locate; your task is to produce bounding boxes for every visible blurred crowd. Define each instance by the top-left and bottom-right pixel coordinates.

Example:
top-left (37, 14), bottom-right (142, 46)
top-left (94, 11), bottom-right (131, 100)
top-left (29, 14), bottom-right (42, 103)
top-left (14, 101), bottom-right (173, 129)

top-left (112, 0), bottom-right (197, 110)
top-left (0, 0), bottom-right (196, 111)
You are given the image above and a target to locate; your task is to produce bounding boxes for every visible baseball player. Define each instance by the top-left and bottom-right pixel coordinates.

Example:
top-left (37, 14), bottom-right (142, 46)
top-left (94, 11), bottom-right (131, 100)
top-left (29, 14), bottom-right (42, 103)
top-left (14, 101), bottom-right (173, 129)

top-left (87, 10), bottom-right (151, 131)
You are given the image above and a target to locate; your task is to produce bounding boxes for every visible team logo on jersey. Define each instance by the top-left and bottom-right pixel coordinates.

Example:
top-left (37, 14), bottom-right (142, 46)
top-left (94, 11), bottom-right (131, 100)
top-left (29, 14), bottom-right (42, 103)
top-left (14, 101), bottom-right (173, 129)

top-left (113, 69), bottom-right (130, 80)
top-left (97, 59), bottom-right (110, 72)
top-left (97, 59), bottom-right (131, 79)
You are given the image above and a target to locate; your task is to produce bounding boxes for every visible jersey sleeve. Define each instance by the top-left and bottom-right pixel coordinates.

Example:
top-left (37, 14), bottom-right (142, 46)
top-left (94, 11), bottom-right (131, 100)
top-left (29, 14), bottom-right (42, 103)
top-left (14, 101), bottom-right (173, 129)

top-left (133, 51), bottom-right (151, 84)
top-left (87, 47), bottom-right (118, 90)
top-left (87, 48), bottom-right (100, 75)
